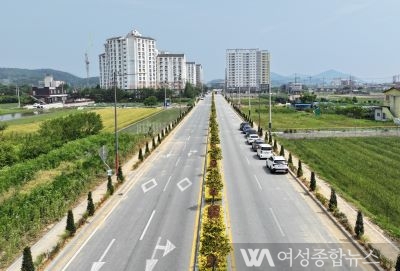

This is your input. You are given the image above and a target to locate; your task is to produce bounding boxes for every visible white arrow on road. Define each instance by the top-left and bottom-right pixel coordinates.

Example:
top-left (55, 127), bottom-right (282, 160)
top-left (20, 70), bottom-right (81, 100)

top-left (145, 259), bottom-right (158, 271)
top-left (145, 237), bottom-right (176, 270)
top-left (90, 239), bottom-right (115, 271)
top-left (155, 239), bottom-right (176, 257)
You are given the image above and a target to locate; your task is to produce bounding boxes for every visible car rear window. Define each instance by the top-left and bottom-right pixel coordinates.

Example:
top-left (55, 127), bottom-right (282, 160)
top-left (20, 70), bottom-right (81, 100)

top-left (261, 146), bottom-right (272, 151)
top-left (275, 160), bottom-right (287, 164)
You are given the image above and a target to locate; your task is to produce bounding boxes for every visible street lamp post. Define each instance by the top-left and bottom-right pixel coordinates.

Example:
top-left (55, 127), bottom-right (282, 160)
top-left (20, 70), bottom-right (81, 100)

top-left (248, 86), bottom-right (251, 117)
top-left (113, 71), bottom-right (119, 175)
top-left (268, 82), bottom-right (272, 132)
top-left (258, 87), bottom-right (261, 128)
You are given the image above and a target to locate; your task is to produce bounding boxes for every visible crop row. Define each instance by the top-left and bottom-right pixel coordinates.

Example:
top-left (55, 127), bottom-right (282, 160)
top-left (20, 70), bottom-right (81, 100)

top-left (278, 136), bottom-right (400, 237)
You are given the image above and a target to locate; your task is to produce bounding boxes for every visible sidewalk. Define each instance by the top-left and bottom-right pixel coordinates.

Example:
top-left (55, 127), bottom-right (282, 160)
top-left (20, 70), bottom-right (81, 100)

top-left (231, 100), bottom-right (399, 266)
top-left (7, 107), bottom-right (194, 271)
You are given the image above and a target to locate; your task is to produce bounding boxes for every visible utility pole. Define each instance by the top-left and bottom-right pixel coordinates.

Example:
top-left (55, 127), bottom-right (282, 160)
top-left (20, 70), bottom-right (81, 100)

top-left (268, 82), bottom-right (272, 132)
top-left (248, 86), bottom-right (251, 116)
top-left (16, 86), bottom-right (21, 108)
top-left (113, 71), bottom-right (119, 175)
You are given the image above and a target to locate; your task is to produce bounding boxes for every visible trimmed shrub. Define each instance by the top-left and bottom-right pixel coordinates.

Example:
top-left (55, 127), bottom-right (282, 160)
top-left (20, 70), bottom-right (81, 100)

top-left (138, 148), bottom-right (144, 162)
top-left (273, 139), bottom-right (277, 152)
top-left (354, 210), bottom-right (364, 239)
top-left (310, 171), bottom-right (316, 192)
top-left (279, 145), bottom-right (285, 156)
top-left (145, 142), bottom-right (150, 155)
top-left (87, 192), bottom-right (95, 216)
top-left (328, 188), bottom-right (338, 212)
top-left (117, 165), bottom-right (124, 183)
top-left (107, 176), bottom-right (114, 195)
top-left (21, 247), bottom-right (34, 271)
top-left (152, 137), bottom-right (156, 150)
top-left (288, 153), bottom-right (293, 165)
top-left (395, 254), bottom-right (400, 271)
top-left (66, 210), bottom-right (76, 235)
top-left (297, 160), bottom-right (303, 177)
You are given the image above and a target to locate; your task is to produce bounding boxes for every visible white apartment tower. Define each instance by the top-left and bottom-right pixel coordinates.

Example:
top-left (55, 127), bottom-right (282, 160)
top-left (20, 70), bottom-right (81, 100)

top-left (225, 49), bottom-right (270, 92)
top-left (195, 64), bottom-right (203, 87)
top-left (99, 29), bottom-right (157, 90)
top-left (186, 62), bottom-right (197, 86)
top-left (156, 53), bottom-right (187, 89)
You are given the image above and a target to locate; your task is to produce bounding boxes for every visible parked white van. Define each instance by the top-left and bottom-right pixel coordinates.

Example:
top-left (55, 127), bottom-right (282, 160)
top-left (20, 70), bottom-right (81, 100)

top-left (257, 143), bottom-right (273, 159)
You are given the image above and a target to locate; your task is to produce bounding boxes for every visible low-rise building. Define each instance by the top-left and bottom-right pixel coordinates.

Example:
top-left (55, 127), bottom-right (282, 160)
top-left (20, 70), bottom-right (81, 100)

top-left (31, 75), bottom-right (68, 103)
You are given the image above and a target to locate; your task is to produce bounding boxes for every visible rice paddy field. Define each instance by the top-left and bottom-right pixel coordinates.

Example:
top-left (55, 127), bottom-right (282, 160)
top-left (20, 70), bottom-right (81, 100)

top-left (1, 107), bottom-right (161, 134)
top-left (278, 136), bottom-right (400, 238)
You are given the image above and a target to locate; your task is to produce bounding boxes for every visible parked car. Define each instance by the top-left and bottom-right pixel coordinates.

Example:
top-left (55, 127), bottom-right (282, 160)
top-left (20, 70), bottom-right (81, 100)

top-left (242, 125), bottom-right (252, 134)
top-left (245, 129), bottom-right (257, 137)
top-left (252, 139), bottom-right (265, 151)
top-left (257, 144), bottom-right (273, 159)
top-left (266, 155), bottom-right (289, 173)
top-left (240, 122), bottom-right (249, 130)
top-left (247, 134), bottom-right (259, 144)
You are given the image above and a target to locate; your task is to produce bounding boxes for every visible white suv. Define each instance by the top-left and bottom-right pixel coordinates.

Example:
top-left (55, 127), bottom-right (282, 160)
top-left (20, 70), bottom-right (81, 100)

top-left (247, 134), bottom-right (259, 144)
top-left (257, 144), bottom-right (273, 159)
top-left (266, 155), bottom-right (289, 173)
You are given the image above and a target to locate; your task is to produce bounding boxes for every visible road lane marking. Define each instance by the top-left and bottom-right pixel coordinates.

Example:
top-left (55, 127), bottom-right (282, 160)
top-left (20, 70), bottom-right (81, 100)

top-left (175, 157), bottom-right (181, 167)
top-left (99, 238), bottom-right (115, 261)
top-left (177, 178), bottom-right (192, 192)
top-left (245, 156), bottom-right (250, 165)
top-left (254, 175), bottom-right (262, 190)
top-left (140, 210), bottom-right (156, 241)
top-left (269, 208), bottom-right (285, 237)
top-left (163, 176), bottom-right (172, 192)
top-left (141, 178), bottom-right (158, 193)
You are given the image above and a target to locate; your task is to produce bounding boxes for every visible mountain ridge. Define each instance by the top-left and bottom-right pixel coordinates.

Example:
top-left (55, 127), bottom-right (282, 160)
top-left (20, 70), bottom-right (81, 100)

top-left (0, 68), bottom-right (99, 87)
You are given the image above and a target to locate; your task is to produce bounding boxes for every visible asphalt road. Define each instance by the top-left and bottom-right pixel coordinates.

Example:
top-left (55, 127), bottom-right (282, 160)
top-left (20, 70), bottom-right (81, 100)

top-left (47, 98), bottom-right (210, 271)
top-left (215, 95), bottom-right (375, 271)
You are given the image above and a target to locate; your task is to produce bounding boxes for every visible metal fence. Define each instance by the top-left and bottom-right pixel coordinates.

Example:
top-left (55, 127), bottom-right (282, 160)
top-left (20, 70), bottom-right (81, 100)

top-left (278, 127), bottom-right (400, 139)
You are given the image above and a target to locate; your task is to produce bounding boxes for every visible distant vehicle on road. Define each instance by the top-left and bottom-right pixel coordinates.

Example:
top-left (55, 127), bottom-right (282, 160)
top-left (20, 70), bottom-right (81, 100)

top-left (33, 103), bottom-right (44, 109)
top-left (245, 129), bottom-right (257, 137)
top-left (257, 144), bottom-right (273, 159)
top-left (266, 155), bottom-right (289, 173)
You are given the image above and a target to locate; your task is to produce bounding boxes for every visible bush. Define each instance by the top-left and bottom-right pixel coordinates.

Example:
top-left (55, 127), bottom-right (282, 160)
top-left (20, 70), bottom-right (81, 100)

top-left (354, 210), bottom-right (364, 239)
top-left (138, 148), bottom-right (144, 162)
top-left (279, 145), bottom-right (285, 156)
top-left (328, 188), bottom-right (338, 212)
top-left (107, 176), bottom-right (114, 195)
top-left (310, 172), bottom-right (316, 191)
top-left (297, 160), bottom-right (303, 177)
top-left (145, 142), bottom-right (150, 155)
top-left (288, 153), bottom-right (293, 165)
top-left (395, 254), bottom-right (400, 271)
top-left (66, 210), bottom-right (76, 236)
top-left (21, 247), bottom-right (34, 271)
top-left (117, 165), bottom-right (125, 183)
top-left (87, 192), bottom-right (95, 216)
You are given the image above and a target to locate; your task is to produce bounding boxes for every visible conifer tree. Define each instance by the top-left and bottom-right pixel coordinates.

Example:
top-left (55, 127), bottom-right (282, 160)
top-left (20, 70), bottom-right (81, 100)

top-left (288, 153), bottom-right (293, 165)
top-left (395, 254), bottom-right (400, 271)
top-left (158, 134), bottom-right (161, 144)
top-left (297, 160), bottom-right (303, 177)
top-left (21, 246), bottom-right (34, 271)
top-left (66, 210), bottom-right (76, 235)
top-left (273, 139), bottom-right (278, 152)
top-left (152, 137), bottom-right (156, 150)
top-left (138, 148), bottom-right (144, 162)
top-left (87, 191), bottom-right (95, 216)
top-left (328, 188), bottom-right (338, 211)
top-left (279, 145), bottom-right (285, 156)
top-left (145, 142), bottom-right (150, 155)
top-left (117, 165), bottom-right (124, 183)
top-left (354, 210), bottom-right (364, 239)
top-left (107, 175), bottom-right (114, 195)
top-left (310, 171), bottom-right (316, 192)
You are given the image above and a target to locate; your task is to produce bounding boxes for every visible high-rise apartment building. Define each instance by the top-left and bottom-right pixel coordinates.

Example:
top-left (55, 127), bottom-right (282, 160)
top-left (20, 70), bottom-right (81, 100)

top-left (99, 30), bottom-right (157, 90)
top-left (225, 48), bottom-right (270, 92)
top-left (156, 53), bottom-right (187, 90)
top-left (195, 64), bottom-right (203, 87)
top-left (186, 62), bottom-right (197, 86)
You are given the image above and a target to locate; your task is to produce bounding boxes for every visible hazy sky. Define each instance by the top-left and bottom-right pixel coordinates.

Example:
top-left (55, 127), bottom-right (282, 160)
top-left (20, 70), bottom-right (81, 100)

top-left (1, 0), bottom-right (399, 82)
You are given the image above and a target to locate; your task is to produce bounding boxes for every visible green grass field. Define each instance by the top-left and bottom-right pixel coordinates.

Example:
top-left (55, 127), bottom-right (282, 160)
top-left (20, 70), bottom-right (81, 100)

top-left (237, 98), bottom-right (394, 131)
top-left (120, 107), bottom-right (184, 134)
top-left (0, 103), bottom-right (28, 115)
top-left (2, 107), bottom-right (161, 134)
top-left (278, 136), bottom-right (400, 238)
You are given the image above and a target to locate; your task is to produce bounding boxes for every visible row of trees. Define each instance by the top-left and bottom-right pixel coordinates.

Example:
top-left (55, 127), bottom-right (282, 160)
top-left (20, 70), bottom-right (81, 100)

top-left (199, 92), bottom-right (231, 270)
